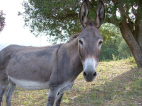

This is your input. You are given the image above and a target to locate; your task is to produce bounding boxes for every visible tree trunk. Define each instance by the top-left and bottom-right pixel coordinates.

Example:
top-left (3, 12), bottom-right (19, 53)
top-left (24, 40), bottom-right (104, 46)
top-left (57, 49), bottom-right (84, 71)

top-left (138, 23), bottom-right (142, 48)
top-left (120, 19), bottom-right (142, 68)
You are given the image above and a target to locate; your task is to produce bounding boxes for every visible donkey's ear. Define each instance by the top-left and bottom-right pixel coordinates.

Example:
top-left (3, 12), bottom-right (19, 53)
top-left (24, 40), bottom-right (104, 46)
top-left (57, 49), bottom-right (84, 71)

top-left (79, 0), bottom-right (89, 28)
top-left (94, 0), bottom-right (105, 28)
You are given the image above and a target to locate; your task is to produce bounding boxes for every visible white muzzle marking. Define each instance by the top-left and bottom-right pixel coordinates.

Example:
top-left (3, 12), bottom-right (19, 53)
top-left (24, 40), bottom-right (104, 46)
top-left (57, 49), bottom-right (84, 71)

top-left (83, 58), bottom-right (98, 72)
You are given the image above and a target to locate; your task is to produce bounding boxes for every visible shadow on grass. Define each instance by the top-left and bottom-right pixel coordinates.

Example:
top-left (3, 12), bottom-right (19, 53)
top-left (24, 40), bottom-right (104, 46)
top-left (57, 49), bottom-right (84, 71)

top-left (63, 68), bottom-right (142, 106)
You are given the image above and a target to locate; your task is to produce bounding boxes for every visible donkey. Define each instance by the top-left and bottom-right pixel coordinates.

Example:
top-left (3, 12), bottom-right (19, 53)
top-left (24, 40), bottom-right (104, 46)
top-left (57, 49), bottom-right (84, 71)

top-left (0, 0), bottom-right (105, 106)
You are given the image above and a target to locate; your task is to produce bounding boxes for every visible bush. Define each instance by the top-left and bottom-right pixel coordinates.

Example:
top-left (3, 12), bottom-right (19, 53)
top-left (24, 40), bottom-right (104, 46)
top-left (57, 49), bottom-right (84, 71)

top-left (100, 34), bottom-right (132, 61)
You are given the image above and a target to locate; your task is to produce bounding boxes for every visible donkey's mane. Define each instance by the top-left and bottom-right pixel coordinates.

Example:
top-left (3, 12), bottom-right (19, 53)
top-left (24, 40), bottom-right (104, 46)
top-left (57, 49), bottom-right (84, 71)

top-left (67, 34), bottom-right (79, 43)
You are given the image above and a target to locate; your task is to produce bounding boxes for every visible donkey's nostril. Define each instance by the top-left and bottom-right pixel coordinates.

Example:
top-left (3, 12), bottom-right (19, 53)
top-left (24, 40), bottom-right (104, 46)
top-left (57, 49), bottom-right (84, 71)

top-left (93, 72), bottom-right (97, 76)
top-left (83, 72), bottom-right (87, 76)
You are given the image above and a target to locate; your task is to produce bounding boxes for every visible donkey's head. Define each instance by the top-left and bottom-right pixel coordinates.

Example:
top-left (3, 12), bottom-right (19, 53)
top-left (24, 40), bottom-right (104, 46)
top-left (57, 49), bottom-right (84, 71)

top-left (78, 0), bottom-right (105, 82)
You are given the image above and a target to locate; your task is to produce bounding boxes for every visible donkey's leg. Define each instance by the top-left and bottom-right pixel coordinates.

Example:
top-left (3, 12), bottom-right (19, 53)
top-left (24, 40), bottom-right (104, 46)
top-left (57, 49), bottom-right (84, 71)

top-left (54, 93), bottom-right (64, 106)
top-left (46, 87), bottom-right (59, 106)
top-left (5, 81), bottom-right (16, 106)
top-left (0, 70), bottom-right (8, 106)
top-left (0, 84), bottom-right (7, 106)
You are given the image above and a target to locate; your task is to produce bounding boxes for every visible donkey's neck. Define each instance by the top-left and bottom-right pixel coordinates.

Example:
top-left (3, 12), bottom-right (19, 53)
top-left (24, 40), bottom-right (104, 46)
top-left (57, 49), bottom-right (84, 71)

top-left (64, 37), bottom-right (83, 81)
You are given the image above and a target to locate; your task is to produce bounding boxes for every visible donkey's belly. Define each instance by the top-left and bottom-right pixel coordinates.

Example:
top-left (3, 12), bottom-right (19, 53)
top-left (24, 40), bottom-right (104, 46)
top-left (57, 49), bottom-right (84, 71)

top-left (9, 76), bottom-right (49, 90)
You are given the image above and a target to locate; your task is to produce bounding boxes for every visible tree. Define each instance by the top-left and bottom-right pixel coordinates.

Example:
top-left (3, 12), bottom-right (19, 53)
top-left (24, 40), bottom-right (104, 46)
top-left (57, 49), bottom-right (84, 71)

top-left (0, 10), bottom-right (5, 32)
top-left (104, 0), bottom-right (142, 67)
top-left (21, 0), bottom-right (142, 67)
top-left (20, 0), bottom-right (81, 42)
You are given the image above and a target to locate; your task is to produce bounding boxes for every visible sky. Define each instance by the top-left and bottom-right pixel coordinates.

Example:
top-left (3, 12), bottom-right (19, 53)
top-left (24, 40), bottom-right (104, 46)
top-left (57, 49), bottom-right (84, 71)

top-left (0, 0), bottom-right (51, 50)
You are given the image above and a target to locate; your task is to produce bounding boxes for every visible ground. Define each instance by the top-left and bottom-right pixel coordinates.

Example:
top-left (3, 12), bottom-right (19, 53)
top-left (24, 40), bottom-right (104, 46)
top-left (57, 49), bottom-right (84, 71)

top-left (1, 58), bottom-right (142, 106)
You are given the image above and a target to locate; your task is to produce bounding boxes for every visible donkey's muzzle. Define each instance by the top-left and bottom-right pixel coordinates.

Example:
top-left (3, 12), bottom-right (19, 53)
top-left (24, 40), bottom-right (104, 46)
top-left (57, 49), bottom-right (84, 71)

top-left (83, 71), bottom-right (97, 82)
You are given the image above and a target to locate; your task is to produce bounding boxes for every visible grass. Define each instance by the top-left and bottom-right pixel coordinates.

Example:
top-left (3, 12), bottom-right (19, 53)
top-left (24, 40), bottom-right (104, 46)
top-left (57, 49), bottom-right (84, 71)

top-left (1, 58), bottom-right (142, 106)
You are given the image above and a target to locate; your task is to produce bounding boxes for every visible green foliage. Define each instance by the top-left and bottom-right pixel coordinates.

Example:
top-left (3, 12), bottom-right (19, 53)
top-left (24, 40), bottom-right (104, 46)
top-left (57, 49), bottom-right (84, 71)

top-left (100, 23), bottom-right (120, 42)
top-left (0, 10), bottom-right (5, 32)
top-left (21, 0), bottom-right (80, 42)
top-left (104, 0), bottom-right (142, 25)
top-left (21, 0), bottom-right (142, 39)
top-left (20, 0), bottom-right (142, 47)
top-left (112, 54), bottom-right (117, 61)
top-left (99, 24), bottom-right (132, 61)
top-left (125, 57), bottom-right (136, 65)
top-left (100, 39), bottom-right (118, 61)
top-left (21, 0), bottom-right (123, 41)
top-left (118, 40), bottom-right (132, 58)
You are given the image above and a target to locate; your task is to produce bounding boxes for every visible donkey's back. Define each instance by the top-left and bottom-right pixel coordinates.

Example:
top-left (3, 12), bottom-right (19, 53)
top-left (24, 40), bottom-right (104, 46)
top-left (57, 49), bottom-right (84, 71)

top-left (0, 44), bottom-right (60, 72)
top-left (0, 45), bottom-right (24, 70)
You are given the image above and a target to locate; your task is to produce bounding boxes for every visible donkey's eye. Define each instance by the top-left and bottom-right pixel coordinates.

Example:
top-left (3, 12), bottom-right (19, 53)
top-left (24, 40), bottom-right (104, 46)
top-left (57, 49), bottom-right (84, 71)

top-left (79, 39), bottom-right (83, 45)
top-left (98, 40), bottom-right (103, 46)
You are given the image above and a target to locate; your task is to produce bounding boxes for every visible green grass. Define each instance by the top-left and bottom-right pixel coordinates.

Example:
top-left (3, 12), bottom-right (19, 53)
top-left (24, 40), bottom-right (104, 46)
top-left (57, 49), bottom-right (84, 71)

top-left (1, 58), bottom-right (142, 106)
